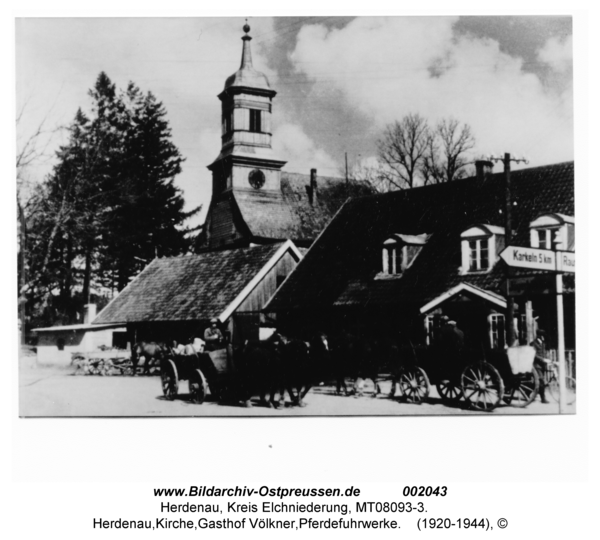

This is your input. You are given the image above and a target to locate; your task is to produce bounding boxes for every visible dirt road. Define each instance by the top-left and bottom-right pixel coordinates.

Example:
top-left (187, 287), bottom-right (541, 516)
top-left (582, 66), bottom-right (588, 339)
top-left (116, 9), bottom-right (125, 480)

top-left (19, 363), bottom-right (571, 417)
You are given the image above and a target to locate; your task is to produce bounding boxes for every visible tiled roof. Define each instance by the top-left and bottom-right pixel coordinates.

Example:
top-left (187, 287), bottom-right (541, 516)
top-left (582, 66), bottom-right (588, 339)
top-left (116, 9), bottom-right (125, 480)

top-left (94, 243), bottom-right (284, 324)
top-left (266, 161), bottom-right (574, 311)
top-left (233, 172), bottom-right (374, 244)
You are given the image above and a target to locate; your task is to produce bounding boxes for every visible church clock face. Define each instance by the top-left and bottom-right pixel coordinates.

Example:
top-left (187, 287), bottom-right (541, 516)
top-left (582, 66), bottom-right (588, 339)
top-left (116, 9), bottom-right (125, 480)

top-left (248, 169), bottom-right (265, 190)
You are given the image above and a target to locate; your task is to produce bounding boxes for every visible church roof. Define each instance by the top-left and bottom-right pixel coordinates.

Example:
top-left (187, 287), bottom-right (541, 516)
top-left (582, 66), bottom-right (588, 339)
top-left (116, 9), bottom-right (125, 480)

top-left (93, 243), bottom-right (292, 324)
top-left (266, 161), bottom-right (575, 311)
top-left (232, 172), bottom-right (374, 245)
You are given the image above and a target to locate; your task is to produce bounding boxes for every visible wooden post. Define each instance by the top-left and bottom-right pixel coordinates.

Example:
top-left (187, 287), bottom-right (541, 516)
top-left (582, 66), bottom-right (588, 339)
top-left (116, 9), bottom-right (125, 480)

top-left (556, 273), bottom-right (567, 413)
top-left (345, 152), bottom-right (349, 186)
top-left (504, 153), bottom-right (515, 346)
top-left (525, 300), bottom-right (535, 344)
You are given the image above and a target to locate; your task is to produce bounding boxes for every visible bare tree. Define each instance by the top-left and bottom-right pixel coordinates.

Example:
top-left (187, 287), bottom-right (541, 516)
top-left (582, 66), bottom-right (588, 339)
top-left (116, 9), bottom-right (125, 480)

top-left (426, 118), bottom-right (476, 183)
top-left (347, 161), bottom-right (391, 193)
top-left (376, 114), bottom-right (432, 189)
top-left (16, 104), bottom-right (62, 343)
top-left (421, 133), bottom-right (442, 185)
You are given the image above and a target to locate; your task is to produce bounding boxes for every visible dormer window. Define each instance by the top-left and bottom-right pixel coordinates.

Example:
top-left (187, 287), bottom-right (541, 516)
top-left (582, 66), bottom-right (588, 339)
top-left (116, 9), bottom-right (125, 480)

top-left (469, 238), bottom-right (489, 271)
top-left (381, 233), bottom-right (430, 276)
top-left (460, 224), bottom-right (505, 274)
top-left (530, 214), bottom-right (574, 251)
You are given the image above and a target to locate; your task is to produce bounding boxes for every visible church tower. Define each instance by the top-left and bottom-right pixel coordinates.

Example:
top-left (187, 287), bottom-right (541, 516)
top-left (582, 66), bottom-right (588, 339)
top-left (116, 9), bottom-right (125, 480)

top-left (201, 22), bottom-right (368, 252)
top-left (208, 23), bottom-right (286, 198)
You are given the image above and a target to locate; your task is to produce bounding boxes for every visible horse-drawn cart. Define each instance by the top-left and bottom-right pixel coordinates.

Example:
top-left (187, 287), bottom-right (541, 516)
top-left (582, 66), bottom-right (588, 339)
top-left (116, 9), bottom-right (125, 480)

top-left (160, 346), bottom-right (234, 404)
top-left (432, 345), bottom-right (539, 411)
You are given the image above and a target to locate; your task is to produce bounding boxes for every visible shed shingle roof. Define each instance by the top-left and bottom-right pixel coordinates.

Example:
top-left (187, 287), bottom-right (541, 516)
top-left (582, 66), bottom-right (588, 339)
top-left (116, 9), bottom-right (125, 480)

top-left (266, 161), bottom-right (574, 312)
top-left (94, 243), bottom-right (285, 324)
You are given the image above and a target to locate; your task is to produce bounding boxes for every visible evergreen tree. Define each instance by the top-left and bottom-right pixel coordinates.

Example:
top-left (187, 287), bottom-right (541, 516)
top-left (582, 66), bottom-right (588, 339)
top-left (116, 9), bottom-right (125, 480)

top-left (23, 72), bottom-right (197, 327)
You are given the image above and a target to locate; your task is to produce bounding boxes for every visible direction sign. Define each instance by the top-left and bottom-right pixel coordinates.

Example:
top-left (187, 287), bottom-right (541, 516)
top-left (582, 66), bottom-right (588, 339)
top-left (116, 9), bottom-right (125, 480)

top-left (500, 246), bottom-right (556, 271)
top-left (556, 251), bottom-right (575, 273)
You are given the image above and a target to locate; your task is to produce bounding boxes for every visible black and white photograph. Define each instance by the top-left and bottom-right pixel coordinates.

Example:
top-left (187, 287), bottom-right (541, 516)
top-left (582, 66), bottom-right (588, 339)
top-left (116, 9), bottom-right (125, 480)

top-left (16, 15), bottom-right (576, 417)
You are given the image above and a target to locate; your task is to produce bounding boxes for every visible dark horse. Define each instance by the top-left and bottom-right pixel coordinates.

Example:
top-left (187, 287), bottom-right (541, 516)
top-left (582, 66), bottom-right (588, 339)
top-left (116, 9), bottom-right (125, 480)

top-left (234, 331), bottom-right (331, 408)
top-left (331, 332), bottom-right (381, 397)
top-left (273, 331), bottom-right (338, 407)
top-left (132, 341), bottom-right (173, 375)
top-left (234, 335), bottom-right (286, 408)
top-left (279, 335), bottom-right (314, 407)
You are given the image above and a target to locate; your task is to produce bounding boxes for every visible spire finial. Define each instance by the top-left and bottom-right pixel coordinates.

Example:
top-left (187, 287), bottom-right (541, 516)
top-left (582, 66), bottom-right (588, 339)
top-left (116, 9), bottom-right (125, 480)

top-left (240, 19), bottom-right (253, 68)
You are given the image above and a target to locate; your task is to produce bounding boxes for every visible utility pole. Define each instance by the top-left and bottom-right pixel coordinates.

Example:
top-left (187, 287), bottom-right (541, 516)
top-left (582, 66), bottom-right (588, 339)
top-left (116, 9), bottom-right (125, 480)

top-left (490, 153), bottom-right (528, 346)
top-left (345, 152), bottom-right (349, 186)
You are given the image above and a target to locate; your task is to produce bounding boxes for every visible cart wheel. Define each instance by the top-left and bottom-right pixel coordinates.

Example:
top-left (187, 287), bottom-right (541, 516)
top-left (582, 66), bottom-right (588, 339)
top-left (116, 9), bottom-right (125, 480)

top-left (461, 362), bottom-right (504, 411)
top-left (161, 359), bottom-right (179, 400)
top-left (548, 375), bottom-right (576, 405)
top-left (188, 369), bottom-right (209, 404)
top-left (504, 369), bottom-right (539, 407)
top-left (436, 379), bottom-right (463, 403)
top-left (398, 367), bottom-right (430, 403)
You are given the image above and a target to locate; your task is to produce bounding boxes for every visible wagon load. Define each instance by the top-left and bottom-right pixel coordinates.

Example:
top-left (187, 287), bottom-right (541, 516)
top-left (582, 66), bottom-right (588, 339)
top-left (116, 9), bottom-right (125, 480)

top-left (72, 350), bottom-right (134, 376)
top-left (160, 345), bottom-right (233, 403)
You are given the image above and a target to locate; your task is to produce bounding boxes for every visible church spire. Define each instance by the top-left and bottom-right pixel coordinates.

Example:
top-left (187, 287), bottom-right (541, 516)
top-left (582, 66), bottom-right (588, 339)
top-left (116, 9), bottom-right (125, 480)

top-left (240, 21), bottom-right (253, 69)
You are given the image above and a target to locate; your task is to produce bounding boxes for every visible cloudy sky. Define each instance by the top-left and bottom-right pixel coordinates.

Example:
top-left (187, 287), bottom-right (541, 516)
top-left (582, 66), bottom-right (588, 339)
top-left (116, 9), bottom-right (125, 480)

top-left (16, 16), bottom-right (573, 225)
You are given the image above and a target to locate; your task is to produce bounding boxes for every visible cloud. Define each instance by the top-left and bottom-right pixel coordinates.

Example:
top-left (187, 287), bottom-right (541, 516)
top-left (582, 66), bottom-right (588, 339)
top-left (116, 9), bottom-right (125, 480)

top-left (273, 123), bottom-right (339, 176)
top-left (290, 17), bottom-right (573, 168)
top-left (538, 35), bottom-right (573, 73)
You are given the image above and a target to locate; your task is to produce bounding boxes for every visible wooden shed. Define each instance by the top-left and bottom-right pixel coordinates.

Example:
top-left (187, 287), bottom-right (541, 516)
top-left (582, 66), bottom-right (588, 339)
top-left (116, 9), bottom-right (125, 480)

top-left (92, 240), bottom-right (303, 347)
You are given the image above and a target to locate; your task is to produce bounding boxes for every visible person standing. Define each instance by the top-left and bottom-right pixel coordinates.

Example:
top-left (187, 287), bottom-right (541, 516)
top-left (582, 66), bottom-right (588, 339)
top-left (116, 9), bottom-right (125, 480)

top-left (204, 318), bottom-right (224, 351)
top-left (441, 319), bottom-right (464, 365)
top-left (531, 329), bottom-right (550, 403)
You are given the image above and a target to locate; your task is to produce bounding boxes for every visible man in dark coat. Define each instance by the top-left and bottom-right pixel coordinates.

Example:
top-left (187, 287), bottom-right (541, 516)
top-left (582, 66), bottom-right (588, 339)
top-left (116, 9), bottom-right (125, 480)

top-left (440, 319), bottom-right (464, 365)
top-left (531, 329), bottom-right (550, 403)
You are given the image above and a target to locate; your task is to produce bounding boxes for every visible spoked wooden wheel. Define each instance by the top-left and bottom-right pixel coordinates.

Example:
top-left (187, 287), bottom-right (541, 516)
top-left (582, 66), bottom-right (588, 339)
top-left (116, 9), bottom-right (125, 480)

top-left (188, 369), bottom-right (209, 404)
top-left (398, 367), bottom-right (431, 403)
top-left (436, 379), bottom-right (463, 403)
top-left (548, 375), bottom-right (576, 405)
top-left (461, 362), bottom-right (504, 411)
top-left (504, 369), bottom-right (539, 407)
top-left (161, 359), bottom-right (179, 400)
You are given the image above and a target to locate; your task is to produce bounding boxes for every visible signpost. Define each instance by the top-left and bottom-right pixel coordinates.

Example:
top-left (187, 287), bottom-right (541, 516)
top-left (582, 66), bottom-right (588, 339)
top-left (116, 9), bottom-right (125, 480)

top-left (500, 245), bottom-right (575, 414)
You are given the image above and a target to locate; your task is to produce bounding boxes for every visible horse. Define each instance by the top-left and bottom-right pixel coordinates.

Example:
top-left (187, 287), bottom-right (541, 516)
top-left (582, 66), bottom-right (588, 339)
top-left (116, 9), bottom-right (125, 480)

top-left (132, 341), bottom-right (173, 375)
top-left (279, 336), bottom-right (312, 407)
top-left (330, 332), bottom-right (381, 397)
top-left (372, 337), bottom-right (405, 398)
top-left (233, 335), bottom-right (286, 408)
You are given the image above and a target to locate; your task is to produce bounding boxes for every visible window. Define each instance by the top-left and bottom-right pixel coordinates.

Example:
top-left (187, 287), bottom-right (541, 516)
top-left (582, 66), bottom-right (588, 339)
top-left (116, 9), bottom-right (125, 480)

top-left (424, 315), bottom-right (444, 346)
top-left (249, 109), bottom-right (262, 133)
top-left (468, 238), bottom-right (489, 271)
top-left (222, 106), bottom-right (233, 134)
top-left (536, 228), bottom-right (555, 250)
top-left (488, 313), bottom-right (505, 349)
top-left (383, 245), bottom-right (404, 274)
top-left (225, 111), bottom-right (232, 133)
top-left (530, 214), bottom-right (574, 251)
top-left (381, 233), bottom-right (430, 276)
top-left (112, 331), bottom-right (128, 350)
top-left (460, 224), bottom-right (504, 274)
